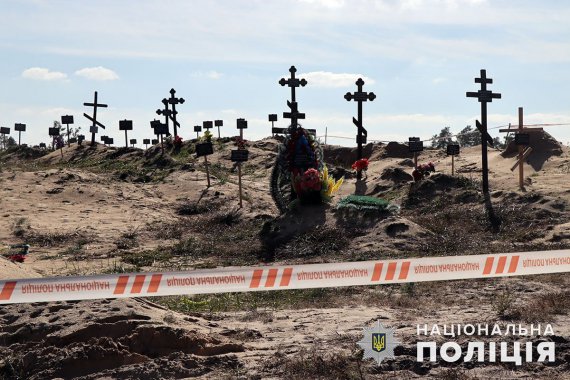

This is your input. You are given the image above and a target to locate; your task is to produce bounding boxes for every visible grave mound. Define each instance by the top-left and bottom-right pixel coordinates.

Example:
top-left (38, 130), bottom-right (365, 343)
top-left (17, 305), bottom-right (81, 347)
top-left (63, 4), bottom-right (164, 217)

top-left (0, 145), bottom-right (48, 163)
top-left (323, 144), bottom-right (375, 168)
top-left (382, 141), bottom-right (414, 159)
top-left (406, 173), bottom-right (481, 206)
top-left (501, 130), bottom-right (563, 171)
top-left (380, 167), bottom-right (413, 183)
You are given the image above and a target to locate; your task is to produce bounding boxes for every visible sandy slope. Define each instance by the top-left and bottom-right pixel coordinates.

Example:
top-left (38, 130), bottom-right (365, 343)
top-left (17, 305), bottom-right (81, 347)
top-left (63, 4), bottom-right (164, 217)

top-left (1, 134), bottom-right (570, 379)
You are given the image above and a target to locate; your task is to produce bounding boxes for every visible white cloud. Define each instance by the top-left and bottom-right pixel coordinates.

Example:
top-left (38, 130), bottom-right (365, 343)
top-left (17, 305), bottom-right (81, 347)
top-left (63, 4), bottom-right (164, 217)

top-left (75, 66), bottom-right (119, 81)
top-left (432, 77), bottom-right (446, 84)
top-left (299, 71), bottom-right (376, 88)
top-left (191, 70), bottom-right (223, 80)
top-left (21, 67), bottom-right (67, 81)
top-left (297, 0), bottom-right (345, 8)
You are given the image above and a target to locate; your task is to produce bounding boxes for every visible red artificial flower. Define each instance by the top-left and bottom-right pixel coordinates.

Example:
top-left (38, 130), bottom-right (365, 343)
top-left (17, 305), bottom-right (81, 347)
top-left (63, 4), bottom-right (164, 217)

top-left (351, 158), bottom-right (369, 171)
top-left (299, 168), bottom-right (321, 192)
top-left (8, 254), bottom-right (26, 263)
top-left (174, 135), bottom-right (183, 148)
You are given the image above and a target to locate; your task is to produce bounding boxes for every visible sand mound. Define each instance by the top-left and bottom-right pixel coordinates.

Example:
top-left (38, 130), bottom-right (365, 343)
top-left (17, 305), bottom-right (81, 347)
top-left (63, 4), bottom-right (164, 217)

top-left (406, 173), bottom-right (481, 206)
top-left (382, 142), bottom-right (414, 159)
top-left (0, 257), bottom-right (41, 280)
top-left (323, 144), bottom-right (376, 167)
top-left (380, 167), bottom-right (413, 183)
top-left (0, 298), bottom-right (244, 379)
top-left (501, 130), bottom-right (563, 171)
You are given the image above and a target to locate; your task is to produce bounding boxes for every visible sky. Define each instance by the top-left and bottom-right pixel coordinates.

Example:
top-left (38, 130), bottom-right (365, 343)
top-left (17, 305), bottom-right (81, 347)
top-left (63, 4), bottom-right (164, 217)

top-left (0, 0), bottom-right (569, 147)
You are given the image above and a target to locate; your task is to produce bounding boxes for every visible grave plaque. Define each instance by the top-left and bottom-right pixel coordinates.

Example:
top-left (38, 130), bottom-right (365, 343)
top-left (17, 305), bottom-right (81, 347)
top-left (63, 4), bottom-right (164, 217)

top-left (196, 142), bottom-right (213, 157)
top-left (272, 127), bottom-right (286, 135)
top-left (130, 139), bottom-right (137, 145)
top-left (61, 115), bottom-right (74, 125)
top-left (203, 121), bottom-right (213, 130)
top-left (49, 127), bottom-right (60, 136)
top-left (152, 139), bottom-right (159, 145)
top-left (119, 120), bottom-right (133, 130)
top-left (69, 137), bottom-right (78, 144)
top-left (515, 133), bottom-right (530, 146)
top-left (231, 149), bottom-right (249, 162)
top-left (152, 122), bottom-right (168, 136)
top-left (39, 143), bottom-right (46, 148)
top-left (268, 114), bottom-right (278, 122)
top-left (14, 123), bottom-right (26, 132)
top-left (194, 125), bottom-right (202, 132)
top-left (89, 126), bottom-right (98, 134)
top-left (447, 144), bottom-right (460, 156)
top-left (143, 138), bottom-right (151, 145)
top-left (107, 137), bottom-right (114, 145)
top-left (409, 141), bottom-right (424, 153)
top-left (101, 135), bottom-right (108, 142)
top-left (78, 135), bottom-right (85, 143)
top-left (356, 134), bottom-right (367, 145)
top-left (215, 120), bottom-right (223, 127)
top-left (0, 127), bottom-right (9, 134)
top-left (237, 118), bottom-right (248, 129)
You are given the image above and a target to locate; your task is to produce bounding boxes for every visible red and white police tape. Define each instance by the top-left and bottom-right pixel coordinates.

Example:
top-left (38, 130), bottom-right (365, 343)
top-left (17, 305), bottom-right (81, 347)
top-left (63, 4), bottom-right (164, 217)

top-left (1, 249), bottom-right (569, 304)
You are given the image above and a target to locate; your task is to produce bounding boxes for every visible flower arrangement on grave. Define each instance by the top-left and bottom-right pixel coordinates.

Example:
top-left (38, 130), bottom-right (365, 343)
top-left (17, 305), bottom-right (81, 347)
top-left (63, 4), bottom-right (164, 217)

top-left (352, 158), bottom-right (369, 175)
top-left (201, 130), bottom-right (213, 143)
top-left (235, 136), bottom-right (246, 150)
top-left (412, 162), bottom-right (435, 182)
top-left (173, 135), bottom-right (183, 150)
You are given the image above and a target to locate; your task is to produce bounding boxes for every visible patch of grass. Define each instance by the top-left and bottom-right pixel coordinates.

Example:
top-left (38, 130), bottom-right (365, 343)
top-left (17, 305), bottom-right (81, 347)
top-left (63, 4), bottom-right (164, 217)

top-left (175, 200), bottom-right (212, 216)
top-left (513, 291), bottom-right (570, 322)
top-left (11, 217), bottom-right (29, 238)
top-left (263, 346), bottom-right (365, 380)
top-left (273, 226), bottom-right (351, 260)
top-left (115, 228), bottom-right (140, 250)
top-left (492, 289), bottom-right (516, 320)
top-left (208, 162), bottom-right (233, 185)
top-left (214, 208), bottom-right (242, 226)
top-left (121, 248), bottom-right (173, 267)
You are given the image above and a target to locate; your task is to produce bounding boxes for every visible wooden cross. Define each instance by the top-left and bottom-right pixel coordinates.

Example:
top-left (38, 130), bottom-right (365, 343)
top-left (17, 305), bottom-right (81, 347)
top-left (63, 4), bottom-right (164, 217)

top-left (345, 78), bottom-right (376, 180)
top-left (499, 107), bottom-right (543, 189)
top-left (156, 99), bottom-right (172, 138)
top-left (236, 118), bottom-right (248, 208)
top-left (279, 66), bottom-right (307, 129)
top-left (466, 69), bottom-right (501, 194)
top-left (167, 88), bottom-right (184, 138)
top-left (83, 91), bottom-right (108, 146)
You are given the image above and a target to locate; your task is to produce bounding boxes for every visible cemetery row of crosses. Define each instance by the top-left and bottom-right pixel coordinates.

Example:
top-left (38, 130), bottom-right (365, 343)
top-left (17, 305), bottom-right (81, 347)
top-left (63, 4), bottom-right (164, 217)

top-left (0, 67), bottom-right (544, 212)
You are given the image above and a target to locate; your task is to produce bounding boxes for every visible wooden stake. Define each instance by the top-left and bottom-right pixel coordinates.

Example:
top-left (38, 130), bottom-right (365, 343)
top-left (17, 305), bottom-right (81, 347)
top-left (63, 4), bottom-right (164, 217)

top-left (238, 127), bottom-right (244, 208)
top-left (204, 155), bottom-right (211, 187)
top-left (160, 134), bottom-right (164, 155)
top-left (518, 107), bottom-right (524, 189)
top-left (414, 152), bottom-right (418, 169)
top-left (452, 155), bottom-right (455, 176)
top-left (511, 147), bottom-right (533, 171)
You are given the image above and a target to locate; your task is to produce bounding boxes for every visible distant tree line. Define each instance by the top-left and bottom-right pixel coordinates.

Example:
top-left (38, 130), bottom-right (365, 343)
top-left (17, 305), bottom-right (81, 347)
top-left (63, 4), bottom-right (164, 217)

top-left (430, 126), bottom-right (512, 149)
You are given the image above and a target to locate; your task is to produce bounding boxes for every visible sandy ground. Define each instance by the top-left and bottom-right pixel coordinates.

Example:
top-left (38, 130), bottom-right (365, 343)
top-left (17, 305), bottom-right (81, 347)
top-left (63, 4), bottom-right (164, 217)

top-left (1, 134), bottom-right (569, 379)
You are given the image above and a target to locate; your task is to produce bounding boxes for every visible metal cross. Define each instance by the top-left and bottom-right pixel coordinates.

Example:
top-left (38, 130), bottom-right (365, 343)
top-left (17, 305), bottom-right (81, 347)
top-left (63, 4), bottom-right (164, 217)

top-left (279, 66), bottom-right (307, 129)
top-left (83, 91), bottom-right (108, 146)
top-left (345, 78), bottom-right (376, 180)
top-left (156, 98), bottom-right (172, 137)
top-left (466, 69), bottom-right (501, 194)
top-left (167, 88), bottom-right (184, 138)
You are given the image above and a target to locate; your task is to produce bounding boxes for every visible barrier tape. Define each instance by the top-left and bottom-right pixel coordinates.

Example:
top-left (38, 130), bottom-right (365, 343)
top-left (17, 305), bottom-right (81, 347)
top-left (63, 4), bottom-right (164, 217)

top-left (1, 249), bottom-right (570, 304)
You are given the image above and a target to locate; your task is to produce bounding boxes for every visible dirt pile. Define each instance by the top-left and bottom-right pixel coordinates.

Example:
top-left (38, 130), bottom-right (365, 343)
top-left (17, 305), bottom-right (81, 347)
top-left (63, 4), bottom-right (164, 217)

top-left (0, 298), bottom-right (244, 379)
top-left (501, 130), bottom-right (563, 170)
top-left (322, 143), bottom-right (376, 167)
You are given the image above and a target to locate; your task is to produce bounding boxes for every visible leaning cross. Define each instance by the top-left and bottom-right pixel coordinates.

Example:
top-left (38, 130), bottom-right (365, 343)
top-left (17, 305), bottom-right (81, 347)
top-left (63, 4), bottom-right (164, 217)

top-left (156, 99), bottom-right (172, 138)
top-left (83, 91), bottom-right (108, 146)
top-left (499, 107), bottom-right (543, 189)
top-left (466, 69), bottom-right (501, 194)
top-left (345, 78), bottom-right (376, 180)
top-left (167, 88), bottom-right (184, 138)
top-left (279, 66), bottom-right (307, 129)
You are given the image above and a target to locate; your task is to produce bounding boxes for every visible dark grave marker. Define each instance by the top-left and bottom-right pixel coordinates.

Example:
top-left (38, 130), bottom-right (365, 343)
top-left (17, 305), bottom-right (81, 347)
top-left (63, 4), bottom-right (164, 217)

top-left (280, 66), bottom-right (307, 129)
top-left (235, 118), bottom-right (249, 207)
top-left (49, 127), bottom-right (60, 136)
top-left (203, 121), bottom-right (213, 132)
top-left (447, 144), bottom-right (460, 176)
top-left (14, 123), bottom-right (26, 146)
top-left (39, 143), bottom-right (46, 149)
top-left (150, 119), bottom-right (167, 154)
top-left (61, 115), bottom-right (74, 147)
top-left (130, 139), bottom-right (137, 147)
top-left (345, 78), bottom-right (376, 180)
top-left (119, 119), bottom-right (133, 148)
top-left (231, 149), bottom-right (249, 162)
top-left (143, 138), bottom-right (151, 149)
top-left (166, 88), bottom-right (184, 138)
top-left (408, 137), bottom-right (423, 168)
top-left (107, 137), bottom-right (114, 146)
top-left (272, 127), bottom-right (286, 135)
top-left (89, 126), bottom-right (98, 134)
top-left (466, 69), bottom-right (501, 194)
top-left (215, 119), bottom-right (223, 138)
top-left (269, 114), bottom-right (278, 136)
top-left (194, 125), bottom-right (202, 139)
top-left (196, 143), bottom-right (213, 157)
top-left (69, 137), bottom-right (78, 144)
top-left (152, 139), bottom-right (159, 145)
top-left (83, 91), bottom-right (108, 146)
top-left (156, 98), bottom-right (172, 143)
top-left (78, 135), bottom-right (85, 145)
top-left (236, 118), bottom-right (247, 129)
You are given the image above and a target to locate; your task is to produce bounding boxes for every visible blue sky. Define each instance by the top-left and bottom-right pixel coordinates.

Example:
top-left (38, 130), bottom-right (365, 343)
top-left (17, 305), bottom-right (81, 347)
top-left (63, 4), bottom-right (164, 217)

top-left (0, 0), bottom-right (569, 147)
